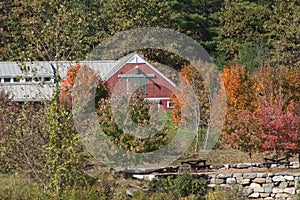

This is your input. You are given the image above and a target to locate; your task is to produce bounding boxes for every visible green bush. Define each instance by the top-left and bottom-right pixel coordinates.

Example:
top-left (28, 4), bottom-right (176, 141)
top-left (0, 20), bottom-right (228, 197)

top-left (206, 186), bottom-right (246, 200)
top-left (151, 172), bottom-right (208, 199)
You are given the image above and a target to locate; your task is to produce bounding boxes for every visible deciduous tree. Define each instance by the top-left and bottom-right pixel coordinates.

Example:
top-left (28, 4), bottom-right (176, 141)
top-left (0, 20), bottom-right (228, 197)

top-left (257, 102), bottom-right (300, 156)
top-left (264, 0), bottom-right (300, 67)
top-left (1, 0), bottom-right (104, 61)
top-left (60, 63), bottom-right (108, 110)
top-left (221, 65), bottom-right (259, 157)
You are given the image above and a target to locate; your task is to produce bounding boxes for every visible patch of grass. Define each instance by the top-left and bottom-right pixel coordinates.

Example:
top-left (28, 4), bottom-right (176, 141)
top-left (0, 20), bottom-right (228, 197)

top-left (161, 110), bottom-right (177, 138)
top-left (0, 172), bottom-right (111, 200)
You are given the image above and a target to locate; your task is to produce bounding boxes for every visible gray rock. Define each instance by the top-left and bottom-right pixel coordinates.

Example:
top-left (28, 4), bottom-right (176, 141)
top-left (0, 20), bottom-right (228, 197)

top-left (233, 173), bottom-right (243, 178)
top-left (231, 164), bottom-right (237, 168)
top-left (257, 173), bottom-right (268, 178)
top-left (132, 174), bottom-right (144, 180)
top-left (236, 163), bottom-right (250, 169)
top-left (250, 183), bottom-right (261, 189)
top-left (254, 187), bottom-right (264, 193)
top-left (243, 173), bottom-right (257, 179)
top-left (259, 193), bottom-right (270, 198)
top-left (217, 173), bottom-right (232, 178)
top-left (291, 162), bottom-right (299, 168)
top-left (220, 184), bottom-right (230, 188)
top-left (226, 177), bottom-right (236, 184)
top-left (224, 164), bottom-right (230, 169)
top-left (271, 193), bottom-right (275, 197)
top-left (270, 164), bottom-right (277, 168)
top-left (249, 192), bottom-right (260, 198)
top-left (284, 175), bottom-right (294, 181)
top-left (210, 178), bottom-right (225, 184)
top-left (272, 187), bottom-right (283, 193)
top-left (272, 175), bottom-right (285, 182)
top-left (264, 187), bottom-right (273, 193)
top-left (266, 177), bottom-right (273, 183)
top-left (239, 178), bottom-right (251, 185)
top-left (264, 197), bottom-right (274, 200)
top-left (283, 187), bottom-right (296, 195)
top-left (250, 183), bottom-right (264, 193)
top-left (263, 183), bottom-right (274, 188)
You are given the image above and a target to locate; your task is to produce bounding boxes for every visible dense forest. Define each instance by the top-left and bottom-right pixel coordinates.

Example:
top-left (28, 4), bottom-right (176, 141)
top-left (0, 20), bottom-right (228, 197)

top-left (1, 0), bottom-right (299, 69)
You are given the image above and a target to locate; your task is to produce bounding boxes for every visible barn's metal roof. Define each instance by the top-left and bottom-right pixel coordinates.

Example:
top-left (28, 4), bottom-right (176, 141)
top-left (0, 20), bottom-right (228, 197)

top-left (0, 60), bottom-right (117, 101)
top-left (0, 62), bottom-right (23, 77)
top-left (104, 53), bottom-right (144, 81)
top-left (0, 62), bottom-right (53, 77)
top-left (0, 83), bottom-right (55, 101)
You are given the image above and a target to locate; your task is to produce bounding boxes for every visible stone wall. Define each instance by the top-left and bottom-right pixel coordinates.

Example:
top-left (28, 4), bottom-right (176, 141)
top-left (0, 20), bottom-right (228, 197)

top-left (206, 172), bottom-right (300, 199)
top-left (209, 161), bottom-right (299, 171)
top-left (134, 171), bottom-right (300, 200)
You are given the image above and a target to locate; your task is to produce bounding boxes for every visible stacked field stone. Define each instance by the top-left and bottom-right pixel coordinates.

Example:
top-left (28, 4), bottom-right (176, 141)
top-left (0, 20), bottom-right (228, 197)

top-left (207, 172), bottom-right (300, 199)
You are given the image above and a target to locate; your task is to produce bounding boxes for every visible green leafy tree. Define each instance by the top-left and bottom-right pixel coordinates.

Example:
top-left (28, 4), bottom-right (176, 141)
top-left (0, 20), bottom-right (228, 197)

top-left (169, 0), bottom-right (221, 43)
top-left (97, 89), bottom-right (169, 154)
top-left (216, 0), bottom-right (270, 64)
top-left (264, 0), bottom-right (300, 67)
top-left (1, 0), bottom-right (104, 61)
top-left (44, 99), bottom-right (89, 194)
top-left (237, 40), bottom-right (270, 71)
top-left (98, 0), bottom-right (186, 69)
top-left (100, 0), bottom-right (172, 35)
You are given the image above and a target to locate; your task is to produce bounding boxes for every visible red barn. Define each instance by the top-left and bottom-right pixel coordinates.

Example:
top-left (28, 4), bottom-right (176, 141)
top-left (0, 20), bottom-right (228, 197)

top-left (104, 53), bottom-right (177, 110)
top-left (0, 53), bottom-right (177, 109)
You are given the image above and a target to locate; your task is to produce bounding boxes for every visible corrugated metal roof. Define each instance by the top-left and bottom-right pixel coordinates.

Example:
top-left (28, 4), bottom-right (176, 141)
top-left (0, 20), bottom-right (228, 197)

top-left (48, 60), bottom-right (117, 80)
top-left (0, 62), bottom-right (53, 77)
top-left (0, 62), bottom-right (23, 77)
top-left (0, 83), bottom-right (55, 101)
top-left (23, 61), bottom-right (53, 76)
top-left (103, 53), bottom-right (136, 81)
top-left (84, 60), bottom-right (117, 80)
top-left (0, 60), bottom-right (117, 101)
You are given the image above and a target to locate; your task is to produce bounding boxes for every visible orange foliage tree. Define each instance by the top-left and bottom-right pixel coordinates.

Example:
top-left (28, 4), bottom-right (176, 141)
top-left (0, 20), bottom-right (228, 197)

top-left (253, 65), bottom-right (300, 109)
top-left (60, 63), bottom-right (108, 110)
top-left (221, 65), bottom-right (259, 156)
top-left (221, 64), bottom-right (300, 159)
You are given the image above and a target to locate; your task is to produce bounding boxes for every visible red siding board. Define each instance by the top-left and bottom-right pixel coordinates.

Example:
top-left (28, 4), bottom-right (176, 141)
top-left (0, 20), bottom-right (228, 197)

top-left (106, 63), bottom-right (176, 110)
